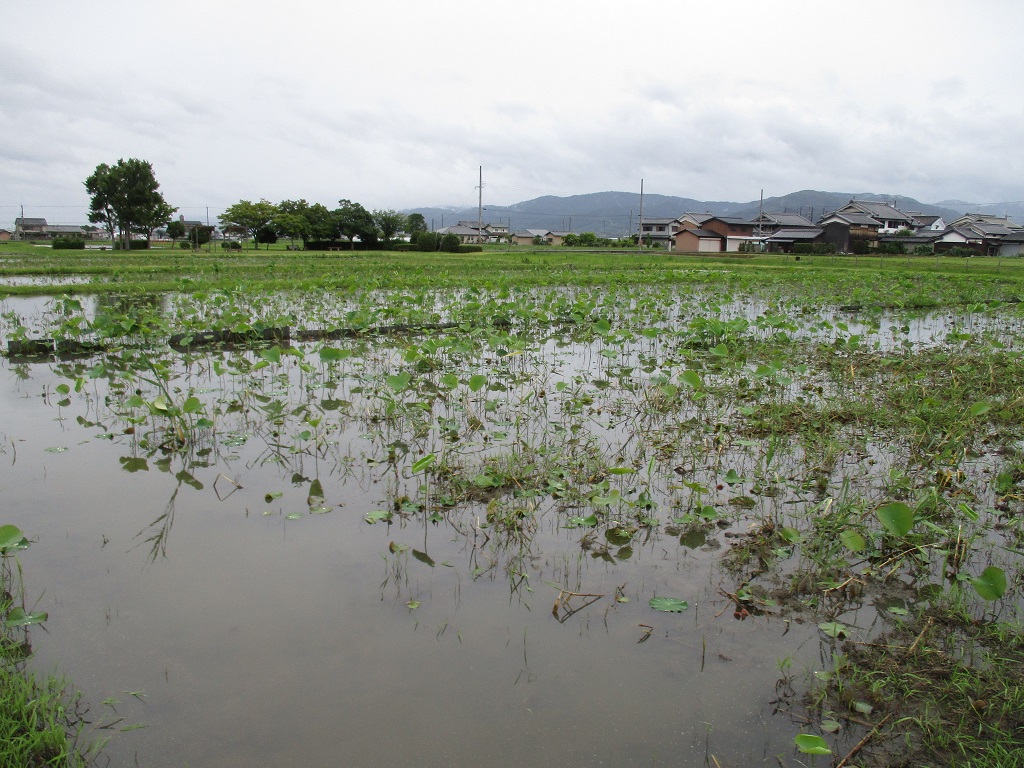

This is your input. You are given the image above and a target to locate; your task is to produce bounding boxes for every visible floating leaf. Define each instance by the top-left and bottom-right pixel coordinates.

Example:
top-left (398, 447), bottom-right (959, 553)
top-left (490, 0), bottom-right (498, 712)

top-left (853, 701), bottom-right (874, 715)
top-left (780, 527), bottom-right (801, 544)
top-left (405, 600), bottom-right (420, 610)
top-left (794, 733), bottom-right (831, 755)
top-left (818, 622), bottom-right (849, 639)
top-left (724, 469), bottom-right (744, 486)
top-left (307, 478), bottom-right (325, 505)
top-left (412, 549), bottom-right (436, 567)
top-left (264, 492), bottom-right (283, 503)
top-left (318, 347), bottom-right (351, 362)
top-left (364, 510), bottom-right (392, 524)
top-left (259, 346), bottom-right (282, 364)
top-left (386, 372), bottom-right (412, 392)
top-left (389, 541), bottom-right (409, 554)
top-left (119, 457), bottom-right (149, 473)
top-left (0, 525), bottom-right (29, 553)
top-left (649, 597), bottom-right (689, 613)
top-left (565, 515), bottom-right (598, 528)
top-left (411, 453), bottom-right (436, 474)
top-left (819, 719), bottom-right (841, 734)
top-left (876, 502), bottom-right (914, 537)
top-left (972, 566), bottom-right (1007, 601)
top-left (4, 607), bottom-right (47, 628)
top-left (680, 370), bottom-right (703, 388)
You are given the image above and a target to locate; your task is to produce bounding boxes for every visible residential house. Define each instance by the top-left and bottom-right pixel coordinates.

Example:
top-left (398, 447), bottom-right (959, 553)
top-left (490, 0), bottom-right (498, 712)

top-left (824, 201), bottom-right (916, 234)
top-left (749, 212), bottom-right (820, 252)
top-left (932, 226), bottom-right (986, 253)
top-left (0, 229), bottom-right (12, 241)
top-left (949, 213), bottom-right (1022, 230)
top-left (996, 231), bottom-right (1024, 258)
top-left (14, 217), bottom-right (47, 239)
top-left (637, 217), bottom-right (679, 248)
top-left (675, 228), bottom-right (725, 252)
top-left (47, 225), bottom-right (93, 239)
top-left (673, 216), bottom-right (757, 252)
top-left (911, 215), bottom-right (946, 231)
top-left (436, 224), bottom-right (486, 244)
top-left (512, 229), bottom-right (553, 246)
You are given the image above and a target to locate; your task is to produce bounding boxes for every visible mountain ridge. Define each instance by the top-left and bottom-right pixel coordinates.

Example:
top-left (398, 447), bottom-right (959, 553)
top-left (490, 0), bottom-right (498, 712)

top-left (405, 190), bottom-right (1024, 237)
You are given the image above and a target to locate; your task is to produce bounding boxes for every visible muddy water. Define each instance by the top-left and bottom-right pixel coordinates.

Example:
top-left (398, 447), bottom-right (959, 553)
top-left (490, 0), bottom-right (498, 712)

top-left (4, 294), bottom-right (1019, 767)
top-left (0, 354), bottom-right (846, 768)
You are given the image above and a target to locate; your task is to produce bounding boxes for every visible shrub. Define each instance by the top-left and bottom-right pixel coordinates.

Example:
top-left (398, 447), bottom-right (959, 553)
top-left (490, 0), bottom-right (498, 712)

top-left (793, 243), bottom-right (813, 254)
top-left (416, 232), bottom-right (441, 252)
top-left (221, 241), bottom-right (243, 250)
top-left (947, 246), bottom-right (975, 258)
top-left (851, 240), bottom-right (869, 255)
top-left (440, 233), bottom-right (461, 252)
top-left (51, 237), bottom-right (85, 250)
top-left (179, 241), bottom-right (192, 249)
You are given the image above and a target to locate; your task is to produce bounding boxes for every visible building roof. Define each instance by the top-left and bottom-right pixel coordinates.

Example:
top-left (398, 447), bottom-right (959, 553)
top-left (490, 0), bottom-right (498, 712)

top-left (437, 225), bottom-right (482, 236)
top-left (968, 222), bottom-right (1014, 237)
top-left (678, 228), bottom-right (722, 238)
top-left (15, 218), bottom-right (47, 227)
top-left (845, 201), bottom-right (915, 222)
top-left (820, 212), bottom-right (880, 227)
top-left (953, 213), bottom-right (1022, 228)
top-left (758, 212), bottom-right (816, 227)
top-left (768, 227), bottom-right (823, 241)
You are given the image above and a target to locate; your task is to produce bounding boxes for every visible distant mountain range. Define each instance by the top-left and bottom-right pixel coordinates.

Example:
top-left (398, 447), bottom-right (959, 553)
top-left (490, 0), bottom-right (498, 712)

top-left (406, 190), bottom-right (1024, 237)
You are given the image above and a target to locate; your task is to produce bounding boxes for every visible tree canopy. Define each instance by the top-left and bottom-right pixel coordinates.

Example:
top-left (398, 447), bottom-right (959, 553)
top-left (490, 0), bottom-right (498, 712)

top-left (84, 159), bottom-right (176, 248)
top-left (373, 209), bottom-right (407, 245)
top-left (334, 199), bottom-right (377, 249)
top-left (218, 200), bottom-right (279, 250)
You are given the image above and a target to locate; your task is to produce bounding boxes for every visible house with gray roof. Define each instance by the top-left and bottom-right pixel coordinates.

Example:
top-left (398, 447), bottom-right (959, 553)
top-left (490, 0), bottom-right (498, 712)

top-left (14, 217), bottom-right (47, 239)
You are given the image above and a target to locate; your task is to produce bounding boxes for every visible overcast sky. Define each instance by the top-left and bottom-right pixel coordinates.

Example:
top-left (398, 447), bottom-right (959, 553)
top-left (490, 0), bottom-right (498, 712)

top-left (3, 0), bottom-right (1023, 227)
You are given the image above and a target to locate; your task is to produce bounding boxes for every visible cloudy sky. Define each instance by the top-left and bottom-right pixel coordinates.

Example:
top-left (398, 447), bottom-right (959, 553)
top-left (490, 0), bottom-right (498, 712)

top-left (2, 0), bottom-right (1023, 227)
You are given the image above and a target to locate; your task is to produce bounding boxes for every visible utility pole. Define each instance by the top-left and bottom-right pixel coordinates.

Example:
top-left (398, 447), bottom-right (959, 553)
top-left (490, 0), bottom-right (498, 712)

top-left (637, 179), bottom-right (645, 252)
top-left (756, 188), bottom-right (764, 252)
top-left (477, 166), bottom-right (483, 245)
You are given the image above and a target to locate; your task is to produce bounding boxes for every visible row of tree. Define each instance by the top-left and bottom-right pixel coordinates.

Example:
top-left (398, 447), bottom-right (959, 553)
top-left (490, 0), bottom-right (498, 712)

top-left (216, 199), bottom-right (427, 250)
top-left (83, 158), bottom-right (428, 250)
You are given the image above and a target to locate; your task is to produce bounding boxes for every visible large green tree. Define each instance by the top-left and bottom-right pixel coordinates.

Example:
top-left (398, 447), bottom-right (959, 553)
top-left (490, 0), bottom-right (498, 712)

top-left (334, 199), bottom-right (377, 249)
top-left (372, 209), bottom-right (407, 246)
top-left (84, 159), bottom-right (176, 248)
top-left (218, 200), bottom-right (279, 250)
top-left (406, 213), bottom-right (428, 236)
top-left (277, 199), bottom-right (335, 245)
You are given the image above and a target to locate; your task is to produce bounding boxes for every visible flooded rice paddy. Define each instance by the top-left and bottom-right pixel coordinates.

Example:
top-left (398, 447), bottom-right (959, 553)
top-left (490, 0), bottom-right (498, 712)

top-left (2, 282), bottom-right (1023, 767)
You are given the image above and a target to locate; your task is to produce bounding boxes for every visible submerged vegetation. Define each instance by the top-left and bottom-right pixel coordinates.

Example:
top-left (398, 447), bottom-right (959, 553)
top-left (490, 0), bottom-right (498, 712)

top-left (2, 246), bottom-right (1024, 765)
top-left (1, 525), bottom-right (94, 767)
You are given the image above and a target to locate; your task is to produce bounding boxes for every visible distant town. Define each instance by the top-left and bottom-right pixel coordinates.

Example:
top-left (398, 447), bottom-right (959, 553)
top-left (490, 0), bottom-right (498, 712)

top-left (6, 199), bottom-right (1023, 257)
